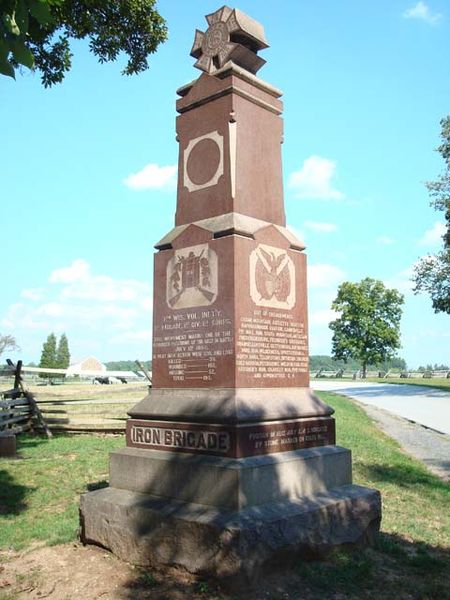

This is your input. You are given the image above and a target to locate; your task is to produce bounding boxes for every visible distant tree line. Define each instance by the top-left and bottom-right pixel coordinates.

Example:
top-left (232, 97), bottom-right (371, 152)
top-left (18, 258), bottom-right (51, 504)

top-left (104, 360), bottom-right (152, 372)
top-left (39, 333), bottom-right (70, 378)
top-left (416, 363), bottom-right (449, 372)
top-left (309, 355), bottom-right (407, 373)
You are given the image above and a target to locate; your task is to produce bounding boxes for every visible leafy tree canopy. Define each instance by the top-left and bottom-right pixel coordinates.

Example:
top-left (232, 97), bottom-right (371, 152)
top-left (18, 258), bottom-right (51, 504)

top-left (1, 0), bottom-right (168, 86)
top-left (39, 332), bottom-right (57, 378)
top-left (0, 334), bottom-right (19, 357)
top-left (56, 332), bottom-right (70, 369)
top-left (413, 116), bottom-right (450, 313)
top-left (329, 278), bottom-right (404, 378)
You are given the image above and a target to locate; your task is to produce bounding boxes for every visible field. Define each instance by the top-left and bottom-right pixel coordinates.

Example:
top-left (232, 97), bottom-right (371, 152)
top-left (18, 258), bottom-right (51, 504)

top-left (2, 377), bottom-right (448, 435)
top-left (0, 380), bottom-right (147, 432)
top-left (0, 389), bottom-right (449, 599)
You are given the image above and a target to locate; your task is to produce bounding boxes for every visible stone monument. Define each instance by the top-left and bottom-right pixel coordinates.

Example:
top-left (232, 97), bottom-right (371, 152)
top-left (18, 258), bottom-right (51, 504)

top-left (80, 6), bottom-right (381, 585)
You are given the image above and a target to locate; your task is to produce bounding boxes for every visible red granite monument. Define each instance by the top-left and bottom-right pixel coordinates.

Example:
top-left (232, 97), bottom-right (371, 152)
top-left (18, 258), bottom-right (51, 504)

top-left (80, 6), bottom-right (381, 585)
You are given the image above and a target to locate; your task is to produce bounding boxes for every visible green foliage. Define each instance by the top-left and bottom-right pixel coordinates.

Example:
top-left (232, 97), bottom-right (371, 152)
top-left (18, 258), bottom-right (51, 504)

top-left (1, 0), bottom-right (167, 86)
top-left (55, 333), bottom-right (70, 371)
top-left (418, 362), bottom-right (449, 372)
top-left (38, 332), bottom-right (57, 378)
top-left (309, 354), bottom-right (406, 372)
top-left (329, 278), bottom-right (404, 377)
top-left (104, 360), bottom-right (151, 372)
top-left (413, 251), bottom-right (450, 314)
top-left (0, 333), bottom-right (19, 357)
top-left (413, 116), bottom-right (450, 313)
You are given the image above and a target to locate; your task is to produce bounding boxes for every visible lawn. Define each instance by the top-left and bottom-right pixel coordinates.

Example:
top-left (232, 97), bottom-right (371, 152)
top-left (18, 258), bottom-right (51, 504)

top-left (0, 391), bottom-right (449, 599)
top-left (366, 377), bottom-right (450, 391)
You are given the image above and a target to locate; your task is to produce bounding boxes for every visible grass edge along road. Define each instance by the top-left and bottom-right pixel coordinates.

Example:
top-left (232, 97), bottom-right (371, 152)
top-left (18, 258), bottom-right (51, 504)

top-left (366, 377), bottom-right (450, 392)
top-left (0, 392), bottom-right (449, 599)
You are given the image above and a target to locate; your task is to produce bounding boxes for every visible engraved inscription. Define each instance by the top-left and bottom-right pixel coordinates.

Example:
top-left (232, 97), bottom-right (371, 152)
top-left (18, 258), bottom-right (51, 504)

top-left (127, 418), bottom-right (335, 457)
top-left (130, 424), bottom-right (230, 454)
top-left (167, 243), bottom-right (218, 309)
top-left (250, 244), bottom-right (295, 309)
top-left (241, 420), bottom-right (334, 455)
top-left (236, 309), bottom-right (309, 379)
top-left (154, 308), bottom-right (233, 384)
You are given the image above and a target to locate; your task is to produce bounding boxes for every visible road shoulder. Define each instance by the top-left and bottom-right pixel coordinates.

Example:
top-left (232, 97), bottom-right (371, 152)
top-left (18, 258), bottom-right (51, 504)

top-left (353, 399), bottom-right (450, 481)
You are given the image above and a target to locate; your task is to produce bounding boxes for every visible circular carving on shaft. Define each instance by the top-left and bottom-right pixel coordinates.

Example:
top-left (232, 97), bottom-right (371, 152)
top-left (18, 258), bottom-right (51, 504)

top-left (186, 138), bottom-right (221, 186)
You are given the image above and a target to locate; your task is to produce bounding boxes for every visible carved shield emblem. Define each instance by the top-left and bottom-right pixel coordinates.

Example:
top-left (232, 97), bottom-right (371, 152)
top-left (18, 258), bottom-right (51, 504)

top-left (167, 243), bottom-right (218, 309)
top-left (250, 244), bottom-right (295, 309)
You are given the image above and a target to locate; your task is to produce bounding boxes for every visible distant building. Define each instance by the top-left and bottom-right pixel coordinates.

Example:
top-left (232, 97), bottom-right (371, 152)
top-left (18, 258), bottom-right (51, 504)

top-left (66, 357), bottom-right (106, 375)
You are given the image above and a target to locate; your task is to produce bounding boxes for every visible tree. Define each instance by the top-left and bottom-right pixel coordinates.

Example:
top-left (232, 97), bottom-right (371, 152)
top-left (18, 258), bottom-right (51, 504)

top-left (1, 0), bottom-right (167, 86)
top-left (56, 333), bottom-right (70, 370)
top-left (0, 334), bottom-right (19, 357)
top-left (39, 332), bottom-right (57, 378)
top-left (329, 278), bottom-right (404, 378)
top-left (412, 116), bottom-right (450, 314)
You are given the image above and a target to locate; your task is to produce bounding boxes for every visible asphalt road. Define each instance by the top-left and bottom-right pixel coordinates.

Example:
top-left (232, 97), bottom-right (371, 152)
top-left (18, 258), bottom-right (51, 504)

top-left (312, 380), bottom-right (450, 436)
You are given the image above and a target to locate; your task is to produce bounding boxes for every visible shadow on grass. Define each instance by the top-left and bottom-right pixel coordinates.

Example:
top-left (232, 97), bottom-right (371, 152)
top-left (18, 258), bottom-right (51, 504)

top-left (15, 434), bottom-right (50, 452)
top-left (0, 469), bottom-right (31, 516)
top-left (117, 532), bottom-right (450, 599)
top-left (360, 461), bottom-right (450, 492)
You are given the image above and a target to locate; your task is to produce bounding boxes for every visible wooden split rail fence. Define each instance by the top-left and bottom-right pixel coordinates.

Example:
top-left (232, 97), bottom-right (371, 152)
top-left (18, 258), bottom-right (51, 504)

top-left (0, 360), bottom-right (52, 438)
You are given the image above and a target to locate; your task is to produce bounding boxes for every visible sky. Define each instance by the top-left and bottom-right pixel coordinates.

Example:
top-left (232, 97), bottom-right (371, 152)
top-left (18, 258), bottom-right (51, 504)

top-left (1, 0), bottom-right (449, 369)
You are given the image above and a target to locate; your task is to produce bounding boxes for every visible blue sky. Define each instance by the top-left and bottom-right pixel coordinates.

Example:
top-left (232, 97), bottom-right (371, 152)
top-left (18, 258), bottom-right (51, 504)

top-left (1, 0), bottom-right (449, 368)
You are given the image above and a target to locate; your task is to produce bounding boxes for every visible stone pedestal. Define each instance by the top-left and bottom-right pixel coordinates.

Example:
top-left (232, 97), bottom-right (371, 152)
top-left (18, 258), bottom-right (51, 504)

top-left (80, 5), bottom-right (381, 585)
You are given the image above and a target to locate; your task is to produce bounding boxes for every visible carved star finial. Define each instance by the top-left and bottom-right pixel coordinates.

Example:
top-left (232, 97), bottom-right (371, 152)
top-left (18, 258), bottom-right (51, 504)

top-left (190, 6), bottom-right (269, 75)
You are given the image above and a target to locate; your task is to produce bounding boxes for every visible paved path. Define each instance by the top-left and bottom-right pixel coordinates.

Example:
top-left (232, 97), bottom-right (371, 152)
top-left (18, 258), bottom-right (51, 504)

top-left (312, 380), bottom-right (450, 435)
top-left (313, 380), bottom-right (450, 480)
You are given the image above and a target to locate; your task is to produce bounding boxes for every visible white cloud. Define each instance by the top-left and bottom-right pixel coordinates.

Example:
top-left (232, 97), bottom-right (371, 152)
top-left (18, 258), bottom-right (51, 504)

top-left (61, 276), bottom-right (150, 303)
top-left (309, 309), bottom-right (340, 325)
top-left (403, 2), bottom-right (442, 24)
top-left (288, 155), bottom-right (344, 200)
top-left (3, 260), bottom-right (152, 335)
top-left (123, 163), bottom-right (177, 191)
top-left (110, 329), bottom-right (152, 344)
top-left (384, 263), bottom-right (416, 294)
top-left (21, 288), bottom-right (46, 301)
top-left (304, 220), bottom-right (338, 233)
top-left (286, 224), bottom-right (306, 244)
top-left (50, 259), bottom-right (90, 283)
top-left (376, 235), bottom-right (396, 245)
top-left (418, 221), bottom-right (446, 247)
top-left (308, 264), bottom-right (346, 288)
top-left (1, 303), bottom-right (50, 330)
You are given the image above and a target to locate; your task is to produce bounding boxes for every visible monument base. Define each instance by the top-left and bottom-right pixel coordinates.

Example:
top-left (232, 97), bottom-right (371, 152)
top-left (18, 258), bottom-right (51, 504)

top-left (80, 445), bottom-right (381, 587)
top-left (80, 484), bottom-right (381, 588)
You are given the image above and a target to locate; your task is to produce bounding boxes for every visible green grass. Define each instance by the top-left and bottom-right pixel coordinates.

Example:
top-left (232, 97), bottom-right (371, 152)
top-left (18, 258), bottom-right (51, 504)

top-left (290, 391), bottom-right (450, 599)
top-left (324, 391), bottom-right (450, 546)
top-left (0, 392), bottom-right (449, 599)
top-left (0, 434), bottom-right (123, 549)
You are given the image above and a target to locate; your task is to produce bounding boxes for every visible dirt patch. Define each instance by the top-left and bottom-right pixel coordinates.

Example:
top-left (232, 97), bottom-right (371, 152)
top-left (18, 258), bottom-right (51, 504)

top-left (0, 543), bottom-right (241, 600)
top-left (0, 540), bottom-right (449, 600)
